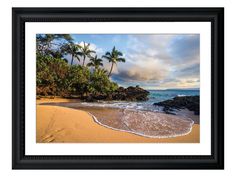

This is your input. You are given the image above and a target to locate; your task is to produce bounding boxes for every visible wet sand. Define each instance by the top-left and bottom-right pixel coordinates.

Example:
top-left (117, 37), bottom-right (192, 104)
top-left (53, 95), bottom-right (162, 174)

top-left (36, 98), bottom-right (200, 143)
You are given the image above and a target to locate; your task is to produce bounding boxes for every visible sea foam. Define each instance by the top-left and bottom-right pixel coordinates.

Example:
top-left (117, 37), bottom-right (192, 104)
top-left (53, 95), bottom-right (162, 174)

top-left (90, 109), bottom-right (194, 138)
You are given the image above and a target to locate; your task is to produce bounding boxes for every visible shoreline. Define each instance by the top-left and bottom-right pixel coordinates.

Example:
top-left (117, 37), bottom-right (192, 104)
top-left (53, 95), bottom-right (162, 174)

top-left (37, 98), bottom-right (200, 143)
top-left (89, 112), bottom-right (195, 139)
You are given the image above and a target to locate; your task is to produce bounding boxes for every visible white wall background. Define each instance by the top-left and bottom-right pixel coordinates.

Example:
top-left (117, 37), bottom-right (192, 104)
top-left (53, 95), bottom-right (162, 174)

top-left (0, 0), bottom-right (234, 176)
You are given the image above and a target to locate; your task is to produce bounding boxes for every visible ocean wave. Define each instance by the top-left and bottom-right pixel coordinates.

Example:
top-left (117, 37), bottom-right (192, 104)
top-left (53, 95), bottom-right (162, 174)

top-left (177, 94), bottom-right (187, 97)
top-left (89, 109), bottom-right (194, 138)
top-left (80, 101), bottom-right (163, 113)
top-left (81, 102), bottom-right (145, 110)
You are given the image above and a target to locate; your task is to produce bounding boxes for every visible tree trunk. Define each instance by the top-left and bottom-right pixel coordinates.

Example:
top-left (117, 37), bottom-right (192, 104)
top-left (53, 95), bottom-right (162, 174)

top-left (108, 62), bottom-right (114, 77)
top-left (82, 55), bottom-right (86, 66)
top-left (71, 55), bottom-right (74, 65)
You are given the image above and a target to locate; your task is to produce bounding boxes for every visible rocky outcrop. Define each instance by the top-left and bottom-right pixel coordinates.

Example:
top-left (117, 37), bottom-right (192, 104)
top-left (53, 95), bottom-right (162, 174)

top-left (112, 86), bottom-right (150, 101)
top-left (153, 96), bottom-right (199, 115)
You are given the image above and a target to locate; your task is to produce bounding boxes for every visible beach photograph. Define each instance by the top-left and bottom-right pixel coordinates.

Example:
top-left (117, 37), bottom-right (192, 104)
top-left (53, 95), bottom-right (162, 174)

top-left (36, 34), bottom-right (200, 143)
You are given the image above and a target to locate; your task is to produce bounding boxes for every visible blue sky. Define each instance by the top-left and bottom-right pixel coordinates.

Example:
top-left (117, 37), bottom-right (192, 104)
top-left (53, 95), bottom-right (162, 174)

top-left (69, 34), bottom-right (200, 89)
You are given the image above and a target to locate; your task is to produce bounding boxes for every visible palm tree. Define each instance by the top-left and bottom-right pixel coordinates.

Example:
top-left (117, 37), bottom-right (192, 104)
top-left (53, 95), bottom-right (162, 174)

top-left (87, 55), bottom-right (103, 70)
top-left (61, 43), bottom-right (81, 65)
top-left (78, 42), bottom-right (96, 67)
top-left (102, 46), bottom-right (126, 77)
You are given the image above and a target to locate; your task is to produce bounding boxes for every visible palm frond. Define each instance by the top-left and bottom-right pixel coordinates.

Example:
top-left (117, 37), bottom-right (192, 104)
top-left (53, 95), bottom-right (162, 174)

top-left (117, 57), bottom-right (126, 62)
top-left (105, 52), bottom-right (111, 56)
top-left (88, 50), bottom-right (96, 53)
top-left (117, 51), bottom-right (123, 56)
top-left (97, 59), bottom-right (103, 62)
top-left (87, 62), bottom-right (93, 67)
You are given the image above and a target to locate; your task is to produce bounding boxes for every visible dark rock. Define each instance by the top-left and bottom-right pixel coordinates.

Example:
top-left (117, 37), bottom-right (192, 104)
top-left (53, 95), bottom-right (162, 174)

top-left (85, 95), bottom-right (95, 102)
top-left (112, 86), bottom-right (149, 101)
top-left (93, 94), bottom-right (107, 100)
top-left (153, 96), bottom-right (199, 115)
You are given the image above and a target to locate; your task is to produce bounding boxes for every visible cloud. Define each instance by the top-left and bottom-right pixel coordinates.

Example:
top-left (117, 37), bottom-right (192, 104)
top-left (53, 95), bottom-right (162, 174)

top-left (111, 34), bottom-right (200, 89)
top-left (131, 34), bottom-right (199, 65)
top-left (77, 41), bottom-right (104, 55)
top-left (115, 66), bottom-right (164, 81)
top-left (114, 57), bottom-right (168, 82)
top-left (176, 63), bottom-right (200, 77)
top-left (155, 78), bottom-right (200, 89)
top-left (126, 35), bottom-right (174, 62)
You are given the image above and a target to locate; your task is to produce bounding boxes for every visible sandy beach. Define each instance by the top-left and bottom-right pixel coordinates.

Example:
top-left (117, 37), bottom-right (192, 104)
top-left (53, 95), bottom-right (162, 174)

top-left (36, 98), bottom-right (199, 143)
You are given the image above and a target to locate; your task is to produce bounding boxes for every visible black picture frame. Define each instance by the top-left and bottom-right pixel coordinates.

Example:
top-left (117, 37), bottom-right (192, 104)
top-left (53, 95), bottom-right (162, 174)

top-left (12, 7), bottom-right (224, 169)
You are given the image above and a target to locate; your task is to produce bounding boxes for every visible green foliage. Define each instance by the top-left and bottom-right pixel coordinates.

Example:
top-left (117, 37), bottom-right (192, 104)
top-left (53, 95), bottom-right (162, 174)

top-left (89, 68), bottom-right (118, 95)
top-left (36, 54), bottom-right (69, 96)
top-left (36, 54), bottom-right (118, 97)
top-left (36, 35), bottom-right (126, 98)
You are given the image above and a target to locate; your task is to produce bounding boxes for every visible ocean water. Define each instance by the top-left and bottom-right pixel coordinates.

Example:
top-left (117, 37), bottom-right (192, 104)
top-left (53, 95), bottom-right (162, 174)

top-left (81, 89), bottom-right (200, 112)
top-left (148, 89), bottom-right (199, 103)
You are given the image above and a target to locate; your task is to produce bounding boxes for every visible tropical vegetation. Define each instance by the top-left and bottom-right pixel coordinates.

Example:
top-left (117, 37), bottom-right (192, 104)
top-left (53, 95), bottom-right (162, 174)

top-left (36, 34), bottom-right (123, 99)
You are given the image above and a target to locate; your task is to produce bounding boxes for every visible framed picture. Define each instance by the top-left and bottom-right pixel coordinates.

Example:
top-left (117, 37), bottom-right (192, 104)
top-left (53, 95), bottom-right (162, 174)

top-left (12, 8), bottom-right (224, 169)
